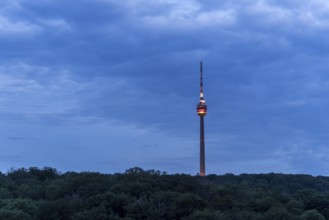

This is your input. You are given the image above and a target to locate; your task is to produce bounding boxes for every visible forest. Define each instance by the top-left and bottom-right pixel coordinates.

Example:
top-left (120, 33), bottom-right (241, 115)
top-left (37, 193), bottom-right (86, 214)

top-left (0, 167), bottom-right (329, 219)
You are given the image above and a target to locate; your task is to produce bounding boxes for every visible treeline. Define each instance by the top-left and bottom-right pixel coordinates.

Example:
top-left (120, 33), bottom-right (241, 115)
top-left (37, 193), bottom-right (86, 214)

top-left (0, 167), bottom-right (329, 219)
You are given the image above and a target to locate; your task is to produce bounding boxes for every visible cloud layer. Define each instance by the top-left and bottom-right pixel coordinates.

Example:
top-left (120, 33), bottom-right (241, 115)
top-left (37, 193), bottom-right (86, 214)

top-left (1, 0), bottom-right (329, 174)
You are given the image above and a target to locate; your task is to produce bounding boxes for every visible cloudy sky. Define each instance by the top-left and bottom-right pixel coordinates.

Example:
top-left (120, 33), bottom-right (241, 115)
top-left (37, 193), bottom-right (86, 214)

top-left (1, 0), bottom-right (329, 175)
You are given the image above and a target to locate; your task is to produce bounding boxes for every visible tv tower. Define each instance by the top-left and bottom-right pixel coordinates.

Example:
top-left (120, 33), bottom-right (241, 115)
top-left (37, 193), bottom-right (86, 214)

top-left (197, 61), bottom-right (207, 176)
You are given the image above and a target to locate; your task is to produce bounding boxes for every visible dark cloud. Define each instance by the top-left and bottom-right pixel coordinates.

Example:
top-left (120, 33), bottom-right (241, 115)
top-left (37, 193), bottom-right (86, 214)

top-left (1, 0), bottom-right (329, 174)
top-left (6, 137), bottom-right (27, 141)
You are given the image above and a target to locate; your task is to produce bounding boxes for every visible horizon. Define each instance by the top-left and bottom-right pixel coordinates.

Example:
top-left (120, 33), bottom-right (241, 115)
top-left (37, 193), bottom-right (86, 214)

top-left (4, 166), bottom-right (328, 177)
top-left (1, 0), bottom-right (329, 175)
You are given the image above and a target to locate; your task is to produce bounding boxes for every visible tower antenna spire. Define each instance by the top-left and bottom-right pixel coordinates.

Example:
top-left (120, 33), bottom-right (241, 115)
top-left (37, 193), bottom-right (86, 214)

top-left (200, 61), bottom-right (203, 96)
top-left (196, 61), bottom-right (207, 176)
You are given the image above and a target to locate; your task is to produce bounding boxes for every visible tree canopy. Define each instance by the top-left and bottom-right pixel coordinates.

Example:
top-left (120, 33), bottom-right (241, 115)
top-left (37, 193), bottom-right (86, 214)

top-left (0, 167), bottom-right (329, 219)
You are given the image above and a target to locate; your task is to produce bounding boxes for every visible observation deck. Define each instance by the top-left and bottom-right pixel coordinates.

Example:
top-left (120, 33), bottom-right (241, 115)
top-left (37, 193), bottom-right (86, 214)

top-left (197, 103), bottom-right (207, 116)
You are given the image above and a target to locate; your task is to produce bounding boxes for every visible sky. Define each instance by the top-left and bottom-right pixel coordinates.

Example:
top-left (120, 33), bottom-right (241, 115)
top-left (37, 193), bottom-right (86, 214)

top-left (1, 0), bottom-right (329, 175)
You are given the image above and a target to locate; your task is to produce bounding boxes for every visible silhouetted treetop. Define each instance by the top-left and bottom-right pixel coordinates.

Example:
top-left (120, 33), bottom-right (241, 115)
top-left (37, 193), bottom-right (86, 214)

top-left (1, 167), bottom-right (329, 219)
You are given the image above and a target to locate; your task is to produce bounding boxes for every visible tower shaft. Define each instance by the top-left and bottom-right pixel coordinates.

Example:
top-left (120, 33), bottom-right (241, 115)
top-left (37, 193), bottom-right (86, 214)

top-left (200, 116), bottom-right (205, 176)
